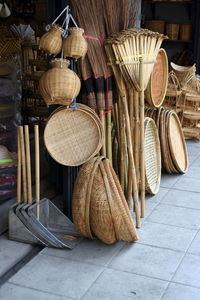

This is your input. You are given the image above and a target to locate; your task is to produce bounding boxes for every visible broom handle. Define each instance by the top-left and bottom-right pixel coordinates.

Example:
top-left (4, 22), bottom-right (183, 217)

top-left (24, 125), bottom-right (32, 204)
top-left (100, 110), bottom-right (107, 156)
top-left (34, 125), bottom-right (40, 218)
top-left (121, 95), bottom-right (140, 228)
top-left (19, 126), bottom-right (27, 202)
top-left (139, 58), bottom-right (145, 218)
top-left (134, 90), bottom-right (140, 183)
top-left (106, 112), bottom-right (112, 163)
top-left (17, 127), bottom-right (21, 203)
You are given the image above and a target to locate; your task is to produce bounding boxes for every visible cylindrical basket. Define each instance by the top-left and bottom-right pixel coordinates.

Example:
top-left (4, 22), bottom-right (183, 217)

top-left (166, 24), bottom-right (179, 40)
top-left (144, 20), bottom-right (165, 34)
top-left (180, 24), bottom-right (192, 41)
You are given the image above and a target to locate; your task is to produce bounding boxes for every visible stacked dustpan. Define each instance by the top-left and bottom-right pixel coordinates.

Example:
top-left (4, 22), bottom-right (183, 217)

top-left (9, 125), bottom-right (82, 249)
top-left (72, 157), bottom-right (138, 244)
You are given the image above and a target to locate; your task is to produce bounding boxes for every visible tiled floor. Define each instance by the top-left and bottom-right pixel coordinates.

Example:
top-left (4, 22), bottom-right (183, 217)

top-left (0, 140), bottom-right (200, 299)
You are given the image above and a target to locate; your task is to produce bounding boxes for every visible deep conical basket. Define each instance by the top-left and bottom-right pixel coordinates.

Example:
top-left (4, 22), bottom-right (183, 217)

top-left (63, 27), bottom-right (88, 59)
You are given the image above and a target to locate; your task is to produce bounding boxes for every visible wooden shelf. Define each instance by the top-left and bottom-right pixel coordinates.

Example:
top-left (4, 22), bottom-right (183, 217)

top-left (163, 39), bottom-right (192, 43)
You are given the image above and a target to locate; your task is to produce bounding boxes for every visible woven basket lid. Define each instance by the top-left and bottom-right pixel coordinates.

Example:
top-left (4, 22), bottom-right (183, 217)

top-left (167, 112), bottom-right (188, 173)
top-left (144, 118), bottom-right (161, 195)
top-left (146, 49), bottom-right (168, 108)
top-left (44, 107), bottom-right (103, 166)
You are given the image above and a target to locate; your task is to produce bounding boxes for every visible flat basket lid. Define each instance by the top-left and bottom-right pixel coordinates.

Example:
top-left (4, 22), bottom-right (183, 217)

top-left (44, 107), bottom-right (103, 166)
top-left (144, 117), bottom-right (161, 195)
top-left (146, 48), bottom-right (168, 108)
top-left (167, 112), bottom-right (188, 173)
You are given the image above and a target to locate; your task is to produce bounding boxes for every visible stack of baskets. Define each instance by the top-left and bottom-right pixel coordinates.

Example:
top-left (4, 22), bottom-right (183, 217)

top-left (145, 107), bottom-right (188, 174)
top-left (44, 104), bottom-right (103, 166)
top-left (72, 157), bottom-right (138, 244)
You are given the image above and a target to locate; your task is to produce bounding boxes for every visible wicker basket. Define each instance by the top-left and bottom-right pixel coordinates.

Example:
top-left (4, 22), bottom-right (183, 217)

top-left (44, 106), bottom-right (103, 166)
top-left (166, 24), bottom-right (179, 40)
top-left (145, 49), bottom-right (168, 108)
top-left (39, 58), bottom-right (81, 106)
top-left (63, 27), bottom-right (88, 59)
top-left (39, 24), bottom-right (64, 55)
top-left (144, 117), bottom-right (161, 195)
top-left (0, 38), bottom-right (21, 58)
top-left (144, 20), bottom-right (165, 34)
top-left (180, 24), bottom-right (192, 41)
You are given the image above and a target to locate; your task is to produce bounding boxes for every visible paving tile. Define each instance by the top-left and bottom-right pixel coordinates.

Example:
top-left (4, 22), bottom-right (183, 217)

top-left (161, 189), bottom-right (200, 210)
top-left (0, 283), bottom-right (70, 300)
top-left (162, 283), bottom-right (200, 300)
top-left (41, 239), bottom-right (124, 267)
top-left (160, 174), bottom-right (181, 188)
top-left (190, 155), bottom-right (200, 167)
top-left (137, 221), bottom-right (197, 252)
top-left (188, 232), bottom-right (200, 256)
top-left (147, 204), bottom-right (200, 230)
top-left (173, 254), bottom-right (200, 287)
top-left (9, 254), bottom-right (104, 299)
top-left (0, 234), bottom-right (33, 277)
top-left (109, 243), bottom-right (183, 280)
top-left (188, 155), bottom-right (199, 165)
top-left (146, 188), bottom-right (169, 203)
top-left (175, 177), bottom-right (200, 193)
top-left (183, 165), bottom-right (200, 179)
top-left (82, 268), bottom-right (168, 300)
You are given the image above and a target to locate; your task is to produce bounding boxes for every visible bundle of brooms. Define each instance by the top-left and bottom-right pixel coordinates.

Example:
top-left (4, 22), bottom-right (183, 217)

top-left (105, 28), bottom-right (166, 223)
top-left (72, 157), bottom-right (138, 244)
top-left (69, 0), bottom-right (141, 161)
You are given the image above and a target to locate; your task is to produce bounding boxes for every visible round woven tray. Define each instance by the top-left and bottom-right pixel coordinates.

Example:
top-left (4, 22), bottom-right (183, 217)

top-left (44, 106), bottom-right (103, 166)
top-left (146, 49), bottom-right (168, 108)
top-left (144, 117), bottom-right (161, 195)
top-left (183, 111), bottom-right (200, 120)
top-left (167, 112), bottom-right (188, 173)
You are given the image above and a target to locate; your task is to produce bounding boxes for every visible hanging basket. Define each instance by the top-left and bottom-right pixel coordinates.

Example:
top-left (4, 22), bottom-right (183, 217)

top-left (63, 27), bottom-right (88, 59)
top-left (39, 58), bottom-right (81, 106)
top-left (39, 24), bottom-right (64, 55)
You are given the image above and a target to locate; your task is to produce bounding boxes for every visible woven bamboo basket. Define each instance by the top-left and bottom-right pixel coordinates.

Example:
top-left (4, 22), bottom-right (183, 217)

top-left (39, 58), bottom-right (81, 106)
top-left (0, 38), bottom-right (21, 57)
top-left (166, 24), bottom-right (179, 40)
top-left (63, 27), bottom-right (88, 59)
top-left (183, 111), bottom-right (200, 120)
top-left (44, 106), bottom-right (103, 166)
top-left (39, 24), bottom-right (64, 55)
top-left (72, 156), bottom-right (100, 237)
top-left (146, 49), bottom-right (168, 108)
top-left (180, 24), bottom-right (192, 41)
top-left (144, 20), bottom-right (165, 34)
top-left (144, 118), bottom-right (161, 195)
top-left (90, 162), bottom-right (117, 244)
top-left (167, 112), bottom-right (188, 173)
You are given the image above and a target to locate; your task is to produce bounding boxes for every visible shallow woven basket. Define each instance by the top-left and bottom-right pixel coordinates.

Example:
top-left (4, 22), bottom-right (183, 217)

top-left (167, 112), bottom-right (188, 173)
top-left (166, 24), bottom-right (179, 40)
top-left (39, 24), bottom-right (64, 55)
top-left (63, 27), bottom-right (88, 59)
top-left (144, 20), bottom-right (165, 34)
top-left (144, 117), bottom-right (161, 195)
top-left (146, 49), bottom-right (168, 108)
top-left (44, 106), bottom-right (103, 166)
top-left (0, 38), bottom-right (21, 57)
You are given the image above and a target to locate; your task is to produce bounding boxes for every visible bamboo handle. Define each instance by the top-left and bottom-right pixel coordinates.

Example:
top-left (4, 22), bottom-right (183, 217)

top-left (17, 127), bottom-right (21, 203)
top-left (100, 110), bottom-right (107, 157)
top-left (106, 112), bottom-right (112, 163)
top-left (19, 126), bottom-right (27, 202)
top-left (139, 58), bottom-right (145, 218)
top-left (24, 125), bottom-right (32, 204)
top-left (34, 125), bottom-right (40, 218)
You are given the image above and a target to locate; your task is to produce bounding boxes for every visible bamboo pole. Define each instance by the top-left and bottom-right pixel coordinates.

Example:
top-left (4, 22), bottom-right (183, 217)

top-left (17, 128), bottom-right (21, 204)
top-left (24, 125), bottom-right (32, 204)
top-left (118, 98), bottom-right (125, 192)
top-left (19, 126), bottom-right (27, 203)
top-left (121, 95), bottom-right (140, 228)
top-left (139, 58), bottom-right (145, 218)
top-left (134, 90), bottom-right (140, 183)
top-left (100, 110), bottom-right (107, 157)
top-left (34, 125), bottom-right (40, 219)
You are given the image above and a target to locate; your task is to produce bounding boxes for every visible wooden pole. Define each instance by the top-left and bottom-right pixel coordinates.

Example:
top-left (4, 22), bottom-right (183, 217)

top-left (34, 125), bottom-right (40, 219)
top-left (17, 128), bottom-right (21, 203)
top-left (121, 95), bottom-right (140, 228)
top-left (106, 111), bottom-right (112, 162)
top-left (139, 58), bottom-right (145, 218)
top-left (24, 126), bottom-right (32, 204)
top-left (134, 90), bottom-right (140, 183)
top-left (100, 110), bottom-right (107, 157)
top-left (19, 126), bottom-right (27, 202)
